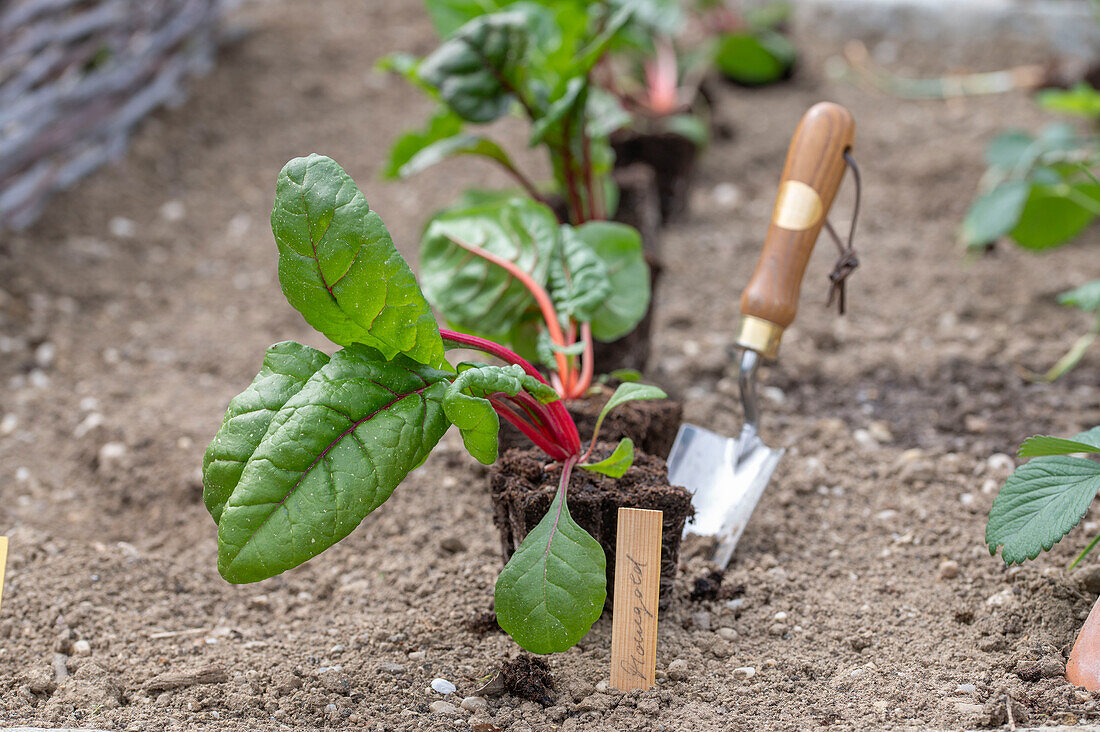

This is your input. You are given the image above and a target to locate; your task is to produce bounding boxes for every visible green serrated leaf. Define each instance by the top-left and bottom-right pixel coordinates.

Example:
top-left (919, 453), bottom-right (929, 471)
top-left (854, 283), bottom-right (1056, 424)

top-left (550, 225), bottom-right (612, 323)
top-left (579, 438), bottom-right (634, 478)
top-left (1018, 435), bottom-right (1100, 458)
top-left (960, 180), bottom-right (1030, 248)
top-left (203, 342), bottom-right (330, 524)
top-left (495, 478), bottom-right (606, 653)
top-left (272, 155), bottom-right (445, 368)
top-left (419, 12), bottom-right (530, 123)
top-left (570, 221), bottom-right (650, 341)
top-left (216, 345), bottom-right (452, 583)
top-left (986, 456), bottom-right (1100, 565)
top-left (1059, 280), bottom-right (1100, 313)
top-left (1011, 183), bottom-right (1100, 250)
top-left (444, 363), bottom-right (558, 464)
top-left (383, 108), bottom-right (464, 179)
top-left (421, 197), bottom-right (559, 338)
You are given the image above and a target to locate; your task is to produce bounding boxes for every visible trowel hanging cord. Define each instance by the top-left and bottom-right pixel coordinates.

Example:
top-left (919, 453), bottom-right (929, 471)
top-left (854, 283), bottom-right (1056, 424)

top-left (824, 150), bottom-right (862, 315)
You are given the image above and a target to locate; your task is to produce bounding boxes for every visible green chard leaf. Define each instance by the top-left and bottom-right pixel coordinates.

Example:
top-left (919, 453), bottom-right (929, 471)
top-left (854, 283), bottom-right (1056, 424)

top-left (550, 225), bottom-right (612, 324)
top-left (495, 478), bottom-right (606, 653)
top-left (987, 456), bottom-right (1100, 564)
top-left (383, 108), bottom-right (464, 179)
top-left (419, 12), bottom-right (530, 123)
top-left (203, 342), bottom-right (330, 524)
top-left (421, 197), bottom-right (559, 337)
top-left (1037, 83), bottom-right (1100, 120)
top-left (571, 221), bottom-right (650, 341)
top-left (986, 131), bottom-right (1035, 170)
top-left (579, 438), bottom-right (634, 478)
top-left (590, 382), bottom-right (666, 445)
top-left (216, 344), bottom-right (452, 583)
top-left (425, 0), bottom-right (509, 38)
top-left (714, 30), bottom-right (795, 85)
top-left (444, 363), bottom-right (558, 464)
top-left (393, 133), bottom-right (519, 179)
top-left (272, 154), bottom-right (445, 368)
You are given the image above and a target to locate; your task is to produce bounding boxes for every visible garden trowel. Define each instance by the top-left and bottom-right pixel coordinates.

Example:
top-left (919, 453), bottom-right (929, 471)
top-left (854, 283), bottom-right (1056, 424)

top-left (667, 102), bottom-right (856, 568)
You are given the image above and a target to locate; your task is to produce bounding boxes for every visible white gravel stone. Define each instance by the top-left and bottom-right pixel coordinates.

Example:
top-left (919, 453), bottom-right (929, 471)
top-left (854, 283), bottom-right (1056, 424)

top-left (431, 677), bottom-right (456, 695)
top-left (0, 413), bottom-right (17, 435)
top-left (72, 640), bottom-right (91, 656)
top-left (461, 696), bottom-right (488, 712)
top-left (160, 200), bottom-right (186, 222)
top-left (732, 666), bottom-right (756, 680)
top-left (109, 216), bottom-right (136, 238)
top-left (429, 700), bottom-right (459, 714)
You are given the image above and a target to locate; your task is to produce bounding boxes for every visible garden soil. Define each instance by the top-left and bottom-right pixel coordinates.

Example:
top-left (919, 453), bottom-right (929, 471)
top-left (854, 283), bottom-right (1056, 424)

top-left (1, 1), bottom-right (1099, 730)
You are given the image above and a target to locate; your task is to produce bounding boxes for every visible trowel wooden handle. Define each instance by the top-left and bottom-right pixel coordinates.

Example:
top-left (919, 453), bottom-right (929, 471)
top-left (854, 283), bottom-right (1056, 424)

top-left (736, 102), bottom-right (855, 359)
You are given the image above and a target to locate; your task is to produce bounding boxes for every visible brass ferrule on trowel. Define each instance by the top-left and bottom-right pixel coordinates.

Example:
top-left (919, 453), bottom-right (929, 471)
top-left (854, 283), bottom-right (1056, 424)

top-left (734, 102), bottom-right (857, 363)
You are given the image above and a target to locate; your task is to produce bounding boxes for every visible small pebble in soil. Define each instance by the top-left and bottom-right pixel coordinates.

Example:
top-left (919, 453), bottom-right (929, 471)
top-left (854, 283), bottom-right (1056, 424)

top-left (718, 628), bottom-right (738, 641)
top-left (732, 666), bottom-right (756, 680)
top-left (986, 588), bottom-right (1015, 607)
top-left (408, 650), bottom-right (427, 661)
top-left (666, 659), bottom-right (688, 681)
top-left (429, 700), bottom-right (459, 714)
top-left (72, 640), bottom-right (91, 656)
top-left (852, 429), bottom-right (879, 450)
top-left (461, 696), bottom-right (488, 712)
top-left (440, 537), bottom-right (466, 553)
top-left (377, 662), bottom-right (405, 675)
top-left (954, 683), bottom-right (976, 694)
top-left (431, 678), bottom-right (456, 695)
top-left (939, 559), bottom-right (959, 579)
top-left (773, 611), bottom-right (788, 621)
top-left (109, 216), bottom-right (136, 238)
top-left (691, 612), bottom-right (712, 631)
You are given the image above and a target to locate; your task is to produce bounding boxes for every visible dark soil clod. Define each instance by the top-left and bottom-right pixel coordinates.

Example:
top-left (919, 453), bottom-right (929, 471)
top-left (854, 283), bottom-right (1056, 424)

top-left (689, 569), bottom-right (726, 602)
top-left (500, 654), bottom-right (554, 706)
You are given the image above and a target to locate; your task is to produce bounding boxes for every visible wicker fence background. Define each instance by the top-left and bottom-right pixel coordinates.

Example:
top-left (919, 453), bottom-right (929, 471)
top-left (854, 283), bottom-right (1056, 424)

top-left (0, 0), bottom-right (227, 231)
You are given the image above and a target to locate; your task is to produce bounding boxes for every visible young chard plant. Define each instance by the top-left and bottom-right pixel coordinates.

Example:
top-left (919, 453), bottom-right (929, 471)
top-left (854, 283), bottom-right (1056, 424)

top-left (381, 2), bottom-right (636, 224)
top-left (419, 194), bottom-right (650, 400)
top-left (202, 154), bottom-right (664, 654)
top-left (987, 426), bottom-right (1100, 567)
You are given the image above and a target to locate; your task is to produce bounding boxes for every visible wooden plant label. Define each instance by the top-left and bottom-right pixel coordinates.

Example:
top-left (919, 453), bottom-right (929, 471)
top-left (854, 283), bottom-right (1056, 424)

top-left (0, 536), bottom-right (7, 614)
top-left (610, 508), bottom-right (662, 691)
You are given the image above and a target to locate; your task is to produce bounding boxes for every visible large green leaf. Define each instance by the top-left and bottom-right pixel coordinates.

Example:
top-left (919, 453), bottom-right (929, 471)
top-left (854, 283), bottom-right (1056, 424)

top-left (550, 225), bottom-right (611, 324)
top-left (444, 363), bottom-right (558, 464)
top-left (383, 107), bottom-right (464, 179)
top-left (960, 180), bottom-right (1030, 248)
top-left (203, 342), bottom-right (330, 524)
top-left (272, 155), bottom-right (445, 368)
top-left (216, 345), bottom-right (452, 583)
top-left (394, 134), bottom-right (518, 179)
top-left (419, 12), bottom-right (529, 123)
top-left (987, 456), bottom-right (1100, 564)
top-left (495, 478), bottom-right (606, 653)
top-left (1060, 280), bottom-right (1100, 313)
top-left (1011, 183), bottom-right (1100, 250)
top-left (572, 221), bottom-right (649, 341)
top-left (421, 197), bottom-right (559, 337)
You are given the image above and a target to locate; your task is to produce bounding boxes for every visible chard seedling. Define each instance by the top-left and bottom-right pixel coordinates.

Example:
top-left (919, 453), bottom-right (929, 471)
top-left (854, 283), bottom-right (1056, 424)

top-left (381, 3), bottom-right (637, 224)
top-left (202, 154), bottom-right (664, 654)
top-left (419, 195), bottom-right (650, 400)
top-left (986, 426), bottom-right (1100, 567)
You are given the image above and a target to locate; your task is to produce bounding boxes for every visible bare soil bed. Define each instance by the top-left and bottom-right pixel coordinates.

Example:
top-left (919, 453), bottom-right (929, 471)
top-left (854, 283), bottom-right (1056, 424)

top-left (1, 1), bottom-right (1099, 730)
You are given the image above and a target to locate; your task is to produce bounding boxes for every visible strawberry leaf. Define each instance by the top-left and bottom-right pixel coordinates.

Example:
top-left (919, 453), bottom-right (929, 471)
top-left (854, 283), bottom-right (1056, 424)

top-left (216, 344), bottom-right (452, 583)
top-left (272, 155), bottom-right (445, 368)
top-left (987, 456), bottom-right (1100, 565)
